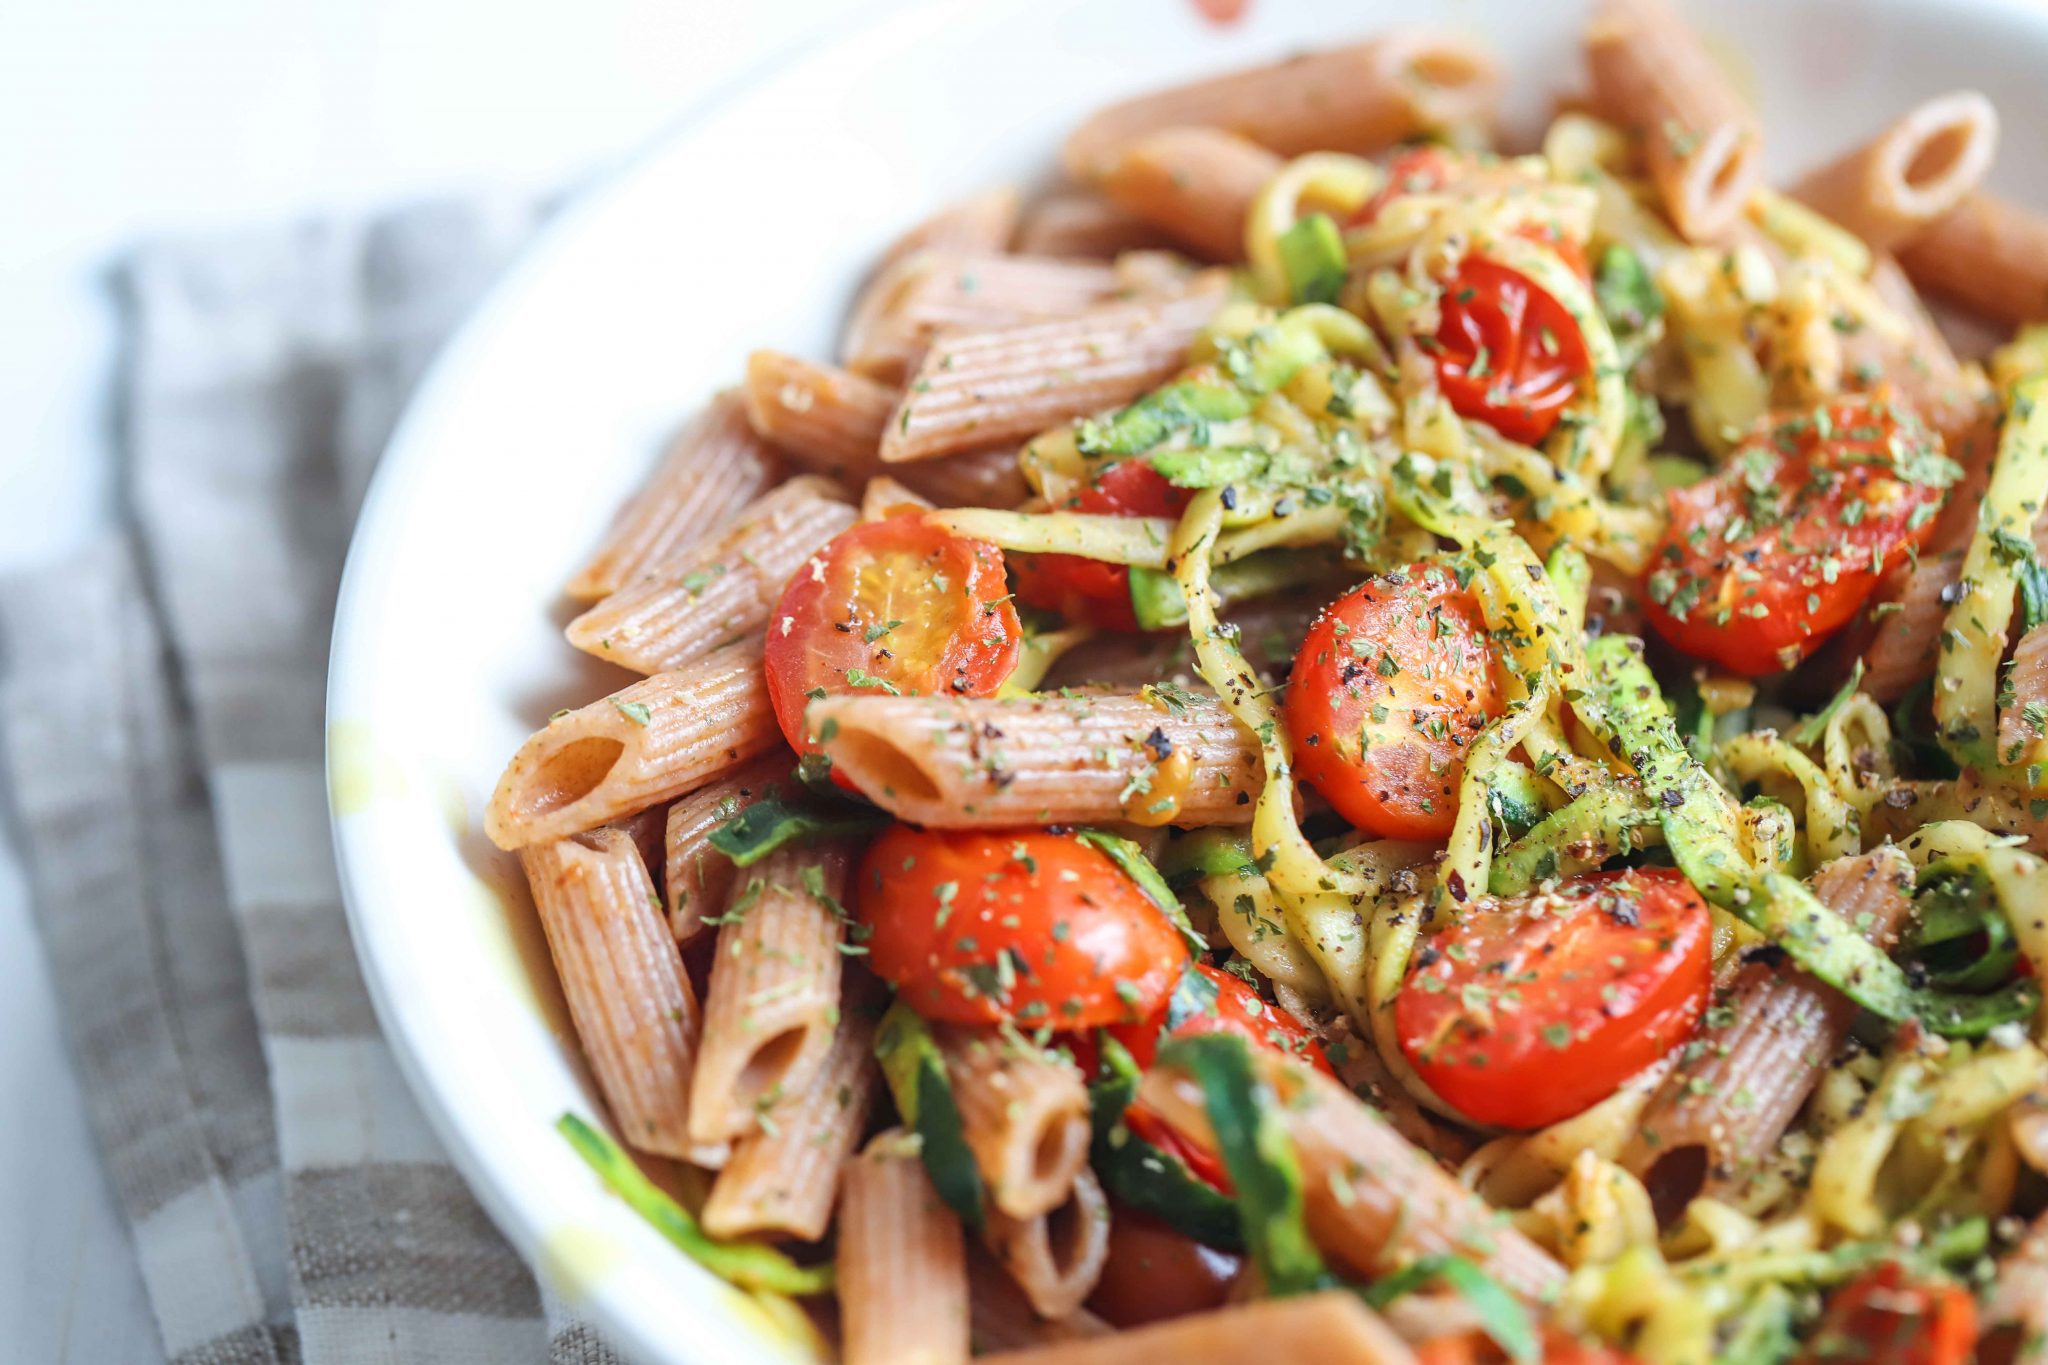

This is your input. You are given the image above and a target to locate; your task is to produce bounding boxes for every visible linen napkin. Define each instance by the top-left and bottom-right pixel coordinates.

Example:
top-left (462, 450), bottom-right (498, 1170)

top-left (0, 195), bottom-right (624, 1365)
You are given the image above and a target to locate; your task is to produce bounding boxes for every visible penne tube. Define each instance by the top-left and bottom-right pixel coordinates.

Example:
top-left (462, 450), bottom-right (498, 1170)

top-left (1584, 0), bottom-right (1762, 241)
top-left (1139, 1054), bottom-right (1566, 1303)
top-left (1014, 193), bottom-right (1173, 259)
top-left (1855, 255), bottom-right (1986, 445)
top-left (562, 392), bottom-right (784, 601)
top-left (744, 350), bottom-right (898, 483)
top-left (701, 1006), bottom-right (879, 1241)
top-left (687, 845), bottom-right (853, 1145)
top-left (982, 1165), bottom-right (1110, 1320)
top-left (1095, 127), bottom-right (1282, 262)
top-left (810, 687), bottom-right (1263, 829)
top-left (1898, 192), bottom-right (2048, 326)
top-left (485, 640), bottom-right (779, 849)
top-left (967, 1246), bottom-right (1113, 1353)
top-left (1860, 551), bottom-right (1964, 704)
top-left (871, 184), bottom-right (1022, 279)
top-left (880, 281), bottom-right (1228, 464)
top-left (564, 476), bottom-right (856, 675)
top-left (1062, 31), bottom-right (1501, 180)
top-left (520, 829), bottom-right (707, 1161)
top-left (838, 1130), bottom-right (973, 1365)
top-left (934, 1026), bottom-right (1091, 1220)
top-left (743, 351), bottom-right (1033, 506)
top-left (842, 251), bottom-right (1125, 384)
top-left (1791, 92), bottom-right (1998, 254)
top-left (1620, 848), bottom-right (1915, 1219)
top-left (663, 751), bottom-right (792, 942)
top-left (977, 1292), bottom-right (1418, 1365)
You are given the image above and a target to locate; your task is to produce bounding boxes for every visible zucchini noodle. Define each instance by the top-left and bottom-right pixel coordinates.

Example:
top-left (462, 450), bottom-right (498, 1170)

top-left (1244, 152), bottom-right (1381, 305)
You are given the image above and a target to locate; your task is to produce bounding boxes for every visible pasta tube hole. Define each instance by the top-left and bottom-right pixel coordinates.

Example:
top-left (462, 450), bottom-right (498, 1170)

top-left (829, 729), bottom-right (944, 803)
top-left (1032, 1114), bottom-right (1090, 1190)
top-left (1640, 1144), bottom-right (1708, 1227)
top-left (1403, 45), bottom-right (1489, 94)
top-left (734, 1025), bottom-right (813, 1114)
top-left (1903, 119), bottom-right (1980, 191)
top-left (524, 736), bottom-right (625, 817)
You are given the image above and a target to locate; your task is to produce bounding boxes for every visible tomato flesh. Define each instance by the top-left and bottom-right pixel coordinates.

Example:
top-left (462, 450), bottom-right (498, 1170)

top-left (1643, 397), bottom-right (1952, 677)
top-left (854, 827), bottom-right (1190, 1028)
top-left (1351, 146), bottom-right (1469, 226)
top-left (1416, 1327), bottom-right (1641, 1365)
top-left (1395, 868), bottom-right (1712, 1130)
top-left (1430, 256), bottom-right (1591, 446)
top-left (1011, 459), bottom-right (1192, 631)
top-left (1800, 1263), bottom-right (1977, 1365)
top-left (763, 514), bottom-right (1020, 774)
top-left (1106, 962), bottom-right (1333, 1076)
top-left (1284, 563), bottom-right (1505, 840)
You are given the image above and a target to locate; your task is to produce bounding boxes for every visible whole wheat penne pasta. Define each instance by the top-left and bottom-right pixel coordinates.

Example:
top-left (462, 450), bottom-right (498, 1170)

top-left (891, 446), bottom-right (1033, 510)
top-left (1860, 551), bottom-right (1963, 704)
top-left (1620, 848), bottom-right (1915, 1218)
top-left (565, 476), bottom-right (855, 675)
top-left (1899, 193), bottom-right (2048, 325)
top-left (1855, 255), bottom-right (1984, 444)
top-left (562, 393), bottom-right (784, 601)
top-left (880, 280), bottom-right (1228, 464)
top-left (838, 1129), bottom-right (972, 1365)
top-left (686, 845), bottom-right (852, 1145)
top-left (1139, 1055), bottom-right (1566, 1302)
top-left (520, 829), bottom-right (706, 1160)
top-left (1585, 0), bottom-right (1762, 241)
top-left (663, 751), bottom-right (792, 942)
top-left (1095, 127), bottom-right (1282, 262)
top-left (978, 1292), bottom-right (1418, 1365)
top-left (934, 1027), bottom-right (1091, 1220)
top-left (811, 688), bottom-right (1262, 829)
top-left (1924, 404), bottom-right (2007, 556)
top-left (982, 1165), bottom-right (1109, 1320)
top-left (966, 1246), bottom-right (1113, 1352)
top-left (1014, 193), bottom-right (1173, 259)
top-left (1792, 92), bottom-right (1998, 254)
top-left (860, 474), bottom-right (936, 521)
top-left (1999, 625), bottom-right (2048, 769)
top-left (701, 1006), bottom-right (878, 1240)
top-left (744, 350), bottom-right (898, 483)
top-left (485, 641), bottom-right (779, 849)
top-left (871, 184), bottom-right (1022, 280)
top-left (1062, 31), bottom-right (1501, 180)
top-left (843, 251), bottom-right (1125, 385)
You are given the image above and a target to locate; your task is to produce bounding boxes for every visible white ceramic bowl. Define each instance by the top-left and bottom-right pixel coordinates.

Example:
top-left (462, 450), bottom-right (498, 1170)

top-left (327, 0), bottom-right (2048, 1359)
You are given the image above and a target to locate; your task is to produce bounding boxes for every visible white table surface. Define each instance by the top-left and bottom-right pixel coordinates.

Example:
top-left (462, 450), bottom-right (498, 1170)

top-left (0, 0), bottom-right (888, 1354)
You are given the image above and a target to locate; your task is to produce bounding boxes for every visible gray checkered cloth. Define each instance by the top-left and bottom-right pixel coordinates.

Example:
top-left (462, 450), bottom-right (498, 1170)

top-left (0, 198), bottom-right (625, 1365)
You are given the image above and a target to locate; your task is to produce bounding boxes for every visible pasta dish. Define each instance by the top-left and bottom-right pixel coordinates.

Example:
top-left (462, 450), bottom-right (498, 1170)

top-left (480, 3), bottom-right (2048, 1359)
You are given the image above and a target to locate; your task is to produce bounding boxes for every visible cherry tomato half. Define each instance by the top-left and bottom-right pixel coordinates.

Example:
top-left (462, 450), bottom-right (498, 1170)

top-left (855, 827), bottom-right (1190, 1027)
top-left (1643, 396), bottom-right (1952, 677)
top-left (1351, 145), bottom-right (1470, 226)
top-left (764, 514), bottom-right (1021, 773)
top-left (1105, 962), bottom-right (1333, 1076)
top-left (1086, 1208), bottom-right (1242, 1328)
top-left (1430, 255), bottom-right (1592, 446)
top-left (1395, 868), bottom-right (1713, 1130)
top-left (1011, 459), bottom-right (1193, 631)
top-left (1800, 1262), bottom-right (1977, 1365)
top-left (1284, 563), bottom-right (1505, 840)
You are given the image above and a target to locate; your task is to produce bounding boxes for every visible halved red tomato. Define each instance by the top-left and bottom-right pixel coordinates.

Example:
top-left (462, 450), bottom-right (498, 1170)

top-left (1105, 962), bottom-right (1333, 1076)
top-left (1283, 563), bottom-right (1505, 840)
top-left (1086, 1208), bottom-right (1242, 1328)
top-left (1429, 255), bottom-right (1592, 445)
top-left (1395, 868), bottom-right (1712, 1130)
top-left (854, 827), bottom-right (1190, 1027)
top-left (1800, 1263), bottom-right (1977, 1365)
top-left (1643, 396), bottom-right (1954, 676)
top-left (763, 514), bottom-right (1020, 774)
top-left (1011, 458), bottom-right (1193, 631)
